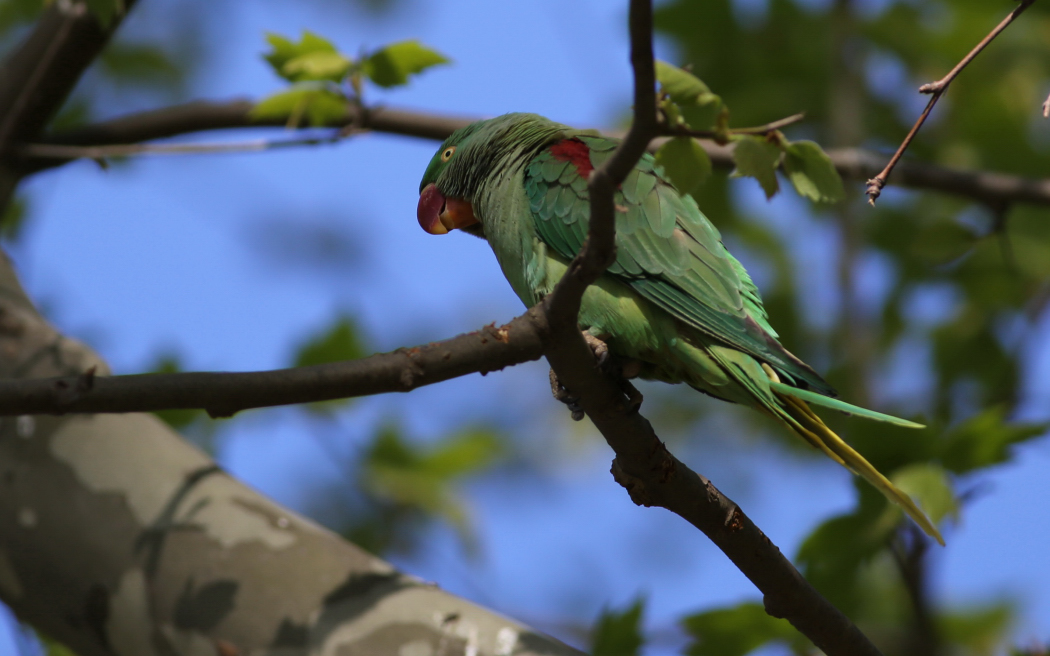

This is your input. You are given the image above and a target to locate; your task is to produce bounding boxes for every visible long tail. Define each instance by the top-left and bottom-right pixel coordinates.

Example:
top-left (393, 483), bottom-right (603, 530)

top-left (770, 384), bottom-right (945, 546)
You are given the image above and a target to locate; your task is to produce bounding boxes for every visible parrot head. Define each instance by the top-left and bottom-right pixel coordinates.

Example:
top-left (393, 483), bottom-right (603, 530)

top-left (417, 113), bottom-right (566, 238)
top-left (417, 121), bottom-right (486, 237)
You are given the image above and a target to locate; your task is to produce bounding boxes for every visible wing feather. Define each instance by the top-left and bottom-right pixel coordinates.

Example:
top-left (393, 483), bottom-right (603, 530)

top-left (524, 136), bottom-right (833, 395)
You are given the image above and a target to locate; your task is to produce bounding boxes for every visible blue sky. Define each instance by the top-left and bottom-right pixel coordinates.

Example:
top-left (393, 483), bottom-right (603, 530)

top-left (3, 1), bottom-right (1050, 654)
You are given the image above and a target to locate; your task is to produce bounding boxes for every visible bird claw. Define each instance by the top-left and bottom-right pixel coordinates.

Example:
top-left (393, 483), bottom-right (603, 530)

top-left (581, 330), bottom-right (610, 370)
top-left (549, 368), bottom-right (585, 421)
top-left (548, 331), bottom-right (645, 420)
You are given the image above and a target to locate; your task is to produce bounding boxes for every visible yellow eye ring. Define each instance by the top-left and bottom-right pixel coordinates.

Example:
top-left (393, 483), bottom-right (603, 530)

top-left (441, 146), bottom-right (456, 162)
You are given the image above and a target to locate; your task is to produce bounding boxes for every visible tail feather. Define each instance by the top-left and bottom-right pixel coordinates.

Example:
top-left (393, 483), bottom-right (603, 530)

top-left (774, 390), bottom-right (945, 546)
top-left (769, 380), bottom-right (925, 429)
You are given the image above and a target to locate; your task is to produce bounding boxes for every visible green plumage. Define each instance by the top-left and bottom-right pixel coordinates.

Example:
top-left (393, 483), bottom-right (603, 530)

top-left (419, 113), bottom-right (943, 545)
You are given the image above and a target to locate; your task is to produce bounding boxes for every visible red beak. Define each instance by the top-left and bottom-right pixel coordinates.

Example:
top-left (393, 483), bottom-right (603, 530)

top-left (417, 184), bottom-right (478, 235)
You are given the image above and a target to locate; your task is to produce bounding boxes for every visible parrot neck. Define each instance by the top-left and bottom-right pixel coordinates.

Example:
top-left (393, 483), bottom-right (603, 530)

top-left (475, 166), bottom-right (544, 306)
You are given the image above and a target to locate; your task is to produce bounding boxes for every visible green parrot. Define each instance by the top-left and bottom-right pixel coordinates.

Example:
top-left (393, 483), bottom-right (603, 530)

top-left (417, 112), bottom-right (943, 545)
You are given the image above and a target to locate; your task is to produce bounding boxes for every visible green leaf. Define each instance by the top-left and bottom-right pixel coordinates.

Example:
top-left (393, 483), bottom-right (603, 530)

top-left (36, 630), bottom-right (78, 656)
top-left (418, 430), bottom-right (503, 479)
top-left (655, 60), bottom-right (723, 130)
top-left (782, 140), bottom-right (844, 203)
top-left (294, 316), bottom-right (366, 367)
top-left (263, 31), bottom-right (347, 82)
top-left (681, 603), bottom-right (797, 656)
top-left (939, 407), bottom-right (1048, 474)
top-left (939, 603), bottom-right (1014, 654)
top-left (796, 484), bottom-right (896, 611)
top-left (655, 60), bottom-right (711, 103)
top-left (282, 51), bottom-right (352, 83)
top-left (84, 0), bottom-right (123, 27)
top-left (732, 136), bottom-right (781, 199)
top-left (655, 137), bottom-right (712, 194)
top-left (363, 427), bottom-right (503, 535)
top-left (591, 598), bottom-right (645, 656)
top-left (99, 43), bottom-right (182, 89)
top-left (890, 463), bottom-right (958, 526)
top-left (1, 195), bottom-right (27, 242)
top-left (250, 83), bottom-right (349, 128)
top-left (363, 40), bottom-right (449, 88)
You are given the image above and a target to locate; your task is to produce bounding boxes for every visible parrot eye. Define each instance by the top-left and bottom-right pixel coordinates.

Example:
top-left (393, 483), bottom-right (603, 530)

top-left (441, 146), bottom-right (456, 162)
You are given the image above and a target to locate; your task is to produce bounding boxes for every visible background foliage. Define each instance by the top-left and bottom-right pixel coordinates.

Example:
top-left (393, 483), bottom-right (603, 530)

top-left (3, 0), bottom-right (1050, 654)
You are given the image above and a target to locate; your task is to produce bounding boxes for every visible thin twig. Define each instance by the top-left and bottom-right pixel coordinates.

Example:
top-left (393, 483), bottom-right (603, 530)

top-left (665, 112), bottom-right (805, 141)
top-left (17, 131), bottom-right (352, 160)
top-left (866, 0), bottom-right (1035, 205)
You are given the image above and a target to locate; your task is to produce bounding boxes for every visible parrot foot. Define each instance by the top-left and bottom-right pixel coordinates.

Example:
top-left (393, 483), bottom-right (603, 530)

top-left (548, 332), bottom-right (644, 420)
top-left (581, 330), bottom-right (610, 369)
top-left (549, 368), bottom-right (585, 421)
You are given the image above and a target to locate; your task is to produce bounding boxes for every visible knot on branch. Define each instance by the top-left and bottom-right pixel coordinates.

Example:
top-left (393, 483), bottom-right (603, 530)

top-left (394, 347), bottom-right (425, 390)
top-left (611, 458), bottom-right (653, 507)
top-left (52, 365), bottom-right (96, 406)
top-left (763, 592), bottom-right (793, 620)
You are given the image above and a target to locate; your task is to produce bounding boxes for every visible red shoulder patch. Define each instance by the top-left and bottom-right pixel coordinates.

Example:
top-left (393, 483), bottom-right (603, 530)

top-left (549, 138), bottom-right (593, 180)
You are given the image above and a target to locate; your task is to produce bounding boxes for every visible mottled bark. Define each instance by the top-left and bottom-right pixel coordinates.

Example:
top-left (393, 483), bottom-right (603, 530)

top-left (0, 252), bottom-right (580, 656)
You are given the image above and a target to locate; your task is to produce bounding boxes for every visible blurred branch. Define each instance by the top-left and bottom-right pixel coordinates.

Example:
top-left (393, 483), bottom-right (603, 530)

top-left (892, 527), bottom-right (940, 656)
top-left (18, 131), bottom-right (352, 160)
top-left (22, 101), bottom-right (1050, 208)
top-left (866, 0), bottom-right (1036, 205)
top-left (0, 0), bottom-right (138, 206)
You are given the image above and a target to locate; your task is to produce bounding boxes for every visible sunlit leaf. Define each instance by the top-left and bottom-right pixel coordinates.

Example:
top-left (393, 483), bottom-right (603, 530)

top-left (363, 40), bottom-right (449, 88)
top-left (282, 51), bottom-right (352, 83)
top-left (731, 136), bottom-right (781, 199)
top-left (782, 140), bottom-right (844, 203)
top-left (891, 463), bottom-right (958, 526)
top-left (263, 31), bottom-right (343, 82)
top-left (655, 136), bottom-right (712, 194)
top-left (250, 83), bottom-right (348, 128)
top-left (592, 598), bottom-right (645, 656)
top-left (681, 602), bottom-right (797, 656)
top-left (655, 60), bottom-right (723, 130)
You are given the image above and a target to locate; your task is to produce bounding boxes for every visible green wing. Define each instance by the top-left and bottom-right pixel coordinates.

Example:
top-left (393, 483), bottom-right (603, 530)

top-left (524, 135), bottom-right (834, 396)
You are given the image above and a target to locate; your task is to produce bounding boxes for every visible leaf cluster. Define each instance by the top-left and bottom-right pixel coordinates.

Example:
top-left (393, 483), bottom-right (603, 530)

top-left (251, 31), bottom-right (449, 128)
top-left (654, 61), bottom-right (844, 203)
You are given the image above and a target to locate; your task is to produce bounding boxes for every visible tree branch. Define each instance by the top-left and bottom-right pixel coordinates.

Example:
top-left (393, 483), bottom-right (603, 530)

top-left (536, 3), bottom-right (883, 655)
top-left (21, 101), bottom-right (1050, 209)
top-left (865, 0), bottom-right (1036, 205)
top-left (0, 315), bottom-right (545, 418)
top-left (0, 0), bottom-right (138, 205)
